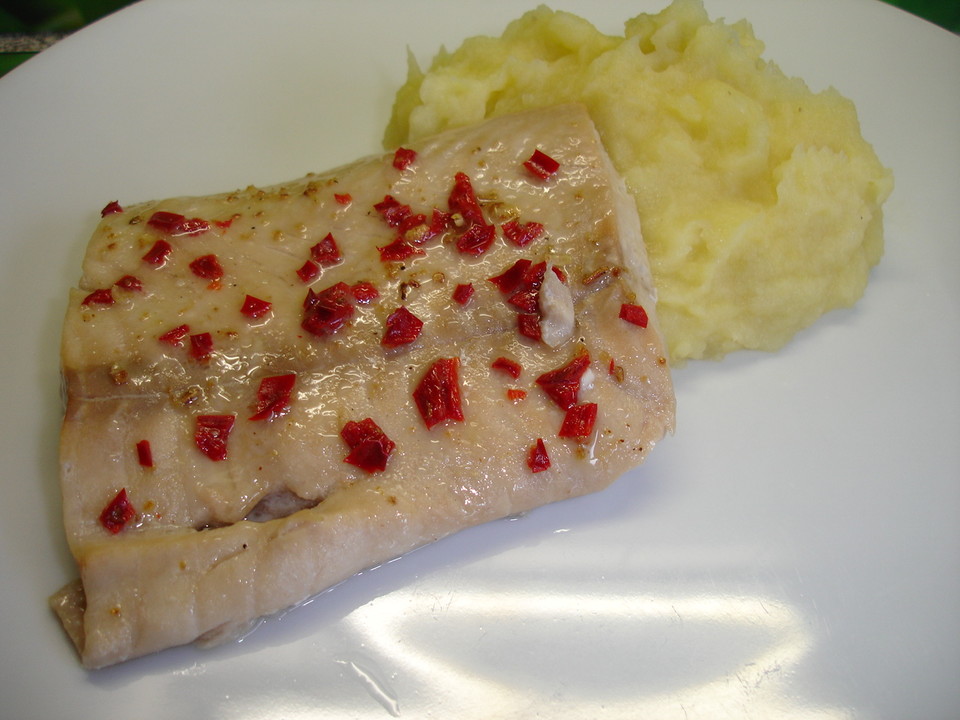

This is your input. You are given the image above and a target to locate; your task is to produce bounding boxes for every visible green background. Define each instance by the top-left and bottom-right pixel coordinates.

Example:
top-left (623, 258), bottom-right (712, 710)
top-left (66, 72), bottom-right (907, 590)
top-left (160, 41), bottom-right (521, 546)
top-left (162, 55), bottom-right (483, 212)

top-left (1, 0), bottom-right (958, 77)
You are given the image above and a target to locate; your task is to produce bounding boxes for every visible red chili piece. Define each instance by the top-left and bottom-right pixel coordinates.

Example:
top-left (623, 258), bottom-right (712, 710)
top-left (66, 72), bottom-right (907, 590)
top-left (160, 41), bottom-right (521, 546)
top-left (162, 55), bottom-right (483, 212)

top-left (448, 172), bottom-right (485, 226)
top-left (351, 281), bottom-right (380, 303)
top-left (551, 265), bottom-right (568, 284)
top-left (136, 440), bottom-right (153, 468)
top-left (507, 262), bottom-right (546, 313)
top-left (455, 222), bottom-right (496, 256)
top-left (527, 439), bottom-right (551, 473)
top-left (491, 357), bottom-right (522, 379)
top-left (452, 283), bottom-right (474, 306)
top-left (558, 402), bottom-right (598, 439)
top-left (341, 418), bottom-right (396, 473)
top-left (147, 210), bottom-right (210, 237)
top-left (214, 215), bottom-right (237, 229)
top-left (489, 259), bottom-right (532, 294)
top-left (398, 211), bottom-right (427, 235)
top-left (413, 357), bottom-right (464, 429)
top-left (115, 275), bottom-right (142, 292)
top-left (99, 488), bottom-right (136, 534)
top-left (619, 303), bottom-right (649, 328)
top-left (426, 208), bottom-right (453, 240)
top-left (249, 374), bottom-right (296, 421)
top-left (536, 353), bottom-right (591, 410)
top-left (374, 195), bottom-right (413, 228)
top-left (311, 233), bottom-right (342, 265)
top-left (241, 294), bottom-right (272, 319)
top-left (392, 147), bottom-right (417, 171)
top-left (81, 288), bottom-right (114, 306)
top-left (189, 254), bottom-right (224, 281)
top-left (142, 239), bottom-right (172, 266)
top-left (297, 259), bottom-right (320, 284)
top-left (502, 219), bottom-right (545, 247)
top-left (302, 281), bottom-right (355, 336)
top-left (100, 200), bottom-right (123, 217)
top-left (517, 313), bottom-right (542, 341)
top-left (158, 324), bottom-right (190, 346)
top-left (508, 388), bottom-right (527, 402)
top-left (195, 415), bottom-right (235, 462)
top-left (334, 193), bottom-right (352, 205)
top-left (378, 237), bottom-right (425, 262)
top-left (523, 149), bottom-right (560, 180)
top-left (382, 306), bottom-right (424, 347)
top-left (189, 332), bottom-right (214, 361)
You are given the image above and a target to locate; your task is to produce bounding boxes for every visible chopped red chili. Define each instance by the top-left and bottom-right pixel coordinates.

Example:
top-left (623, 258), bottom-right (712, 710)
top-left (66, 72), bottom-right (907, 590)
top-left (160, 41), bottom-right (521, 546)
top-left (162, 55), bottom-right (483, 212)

top-left (502, 219), bottom-right (545, 247)
top-left (527, 438), bottom-right (551, 473)
top-left (100, 200), bottom-right (123, 217)
top-left (142, 239), bottom-right (172, 266)
top-left (413, 357), bottom-right (464, 429)
top-left (491, 356), bottom-right (522, 379)
top-left (334, 192), bottom-right (352, 205)
top-left (310, 233), bottom-right (342, 265)
top-left (147, 210), bottom-right (210, 237)
top-left (214, 215), bottom-right (238, 229)
top-left (158, 324), bottom-right (190, 345)
top-left (195, 415), bottom-right (235, 461)
top-left (297, 259), bottom-right (320, 284)
top-left (382, 306), bottom-right (424, 347)
top-left (115, 275), bottom-right (142, 292)
top-left (302, 281), bottom-right (355, 336)
top-left (398, 212), bottom-right (427, 235)
top-left (517, 312), bottom-right (542, 341)
top-left (158, 324), bottom-right (190, 346)
top-left (81, 288), bottom-right (114, 306)
top-left (99, 488), bottom-right (136, 534)
top-left (523, 149), bottom-right (560, 180)
top-left (619, 303), bottom-right (649, 328)
top-left (489, 258), bottom-right (533, 294)
top-left (351, 281), bottom-right (380, 303)
top-left (189, 254), bottom-right (224, 281)
top-left (249, 374), bottom-right (296, 421)
top-left (455, 222), bottom-right (496, 256)
top-left (508, 261), bottom-right (546, 312)
top-left (189, 332), bottom-right (214, 361)
top-left (392, 147), bottom-right (417, 171)
top-left (135, 440), bottom-right (153, 468)
top-left (507, 388), bottom-right (527, 402)
top-left (452, 283), bottom-right (474, 305)
top-left (378, 237), bottom-right (425, 262)
top-left (536, 352), bottom-right (591, 410)
top-left (424, 208), bottom-right (452, 242)
top-left (341, 417), bottom-right (396, 473)
top-left (551, 265), bottom-right (568, 284)
top-left (374, 195), bottom-right (412, 228)
top-left (447, 172), bottom-right (485, 226)
top-left (558, 402), bottom-right (598, 439)
top-left (240, 294), bottom-right (272, 319)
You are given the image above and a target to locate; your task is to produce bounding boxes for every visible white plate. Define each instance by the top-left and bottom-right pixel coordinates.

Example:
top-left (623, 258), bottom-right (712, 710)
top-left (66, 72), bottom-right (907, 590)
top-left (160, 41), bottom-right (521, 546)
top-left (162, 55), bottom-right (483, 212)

top-left (1, 1), bottom-right (958, 717)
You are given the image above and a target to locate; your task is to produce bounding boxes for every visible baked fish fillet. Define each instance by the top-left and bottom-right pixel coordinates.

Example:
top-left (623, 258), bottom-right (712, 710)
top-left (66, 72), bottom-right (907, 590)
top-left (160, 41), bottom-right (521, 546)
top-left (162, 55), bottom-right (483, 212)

top-left (51, 104), bottom-right (675, 668)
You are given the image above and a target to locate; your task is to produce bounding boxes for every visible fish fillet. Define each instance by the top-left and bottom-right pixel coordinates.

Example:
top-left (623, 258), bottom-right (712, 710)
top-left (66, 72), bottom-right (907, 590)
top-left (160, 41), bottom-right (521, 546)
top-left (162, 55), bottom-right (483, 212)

top-left (51, 104), bottom-right (675, 668)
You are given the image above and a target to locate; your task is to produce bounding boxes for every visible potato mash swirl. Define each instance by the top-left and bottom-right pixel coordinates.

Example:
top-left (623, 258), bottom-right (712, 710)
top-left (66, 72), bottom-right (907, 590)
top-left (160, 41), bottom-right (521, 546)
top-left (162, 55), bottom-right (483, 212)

top-left (384, 0), bottom-right (893, 362)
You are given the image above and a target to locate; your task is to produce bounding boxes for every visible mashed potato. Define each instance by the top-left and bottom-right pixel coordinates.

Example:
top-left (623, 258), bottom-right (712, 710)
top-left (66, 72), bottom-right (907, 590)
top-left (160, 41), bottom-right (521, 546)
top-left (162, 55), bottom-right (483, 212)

top-left (384, 0), bottom-right (893, 362)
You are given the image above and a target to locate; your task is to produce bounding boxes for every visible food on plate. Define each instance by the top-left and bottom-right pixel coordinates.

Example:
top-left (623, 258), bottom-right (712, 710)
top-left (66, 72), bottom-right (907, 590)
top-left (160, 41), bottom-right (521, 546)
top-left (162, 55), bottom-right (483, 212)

top-left (385, 0), bottom-right (894, 362)
top-left (51, 104), bottom-right (675, 668)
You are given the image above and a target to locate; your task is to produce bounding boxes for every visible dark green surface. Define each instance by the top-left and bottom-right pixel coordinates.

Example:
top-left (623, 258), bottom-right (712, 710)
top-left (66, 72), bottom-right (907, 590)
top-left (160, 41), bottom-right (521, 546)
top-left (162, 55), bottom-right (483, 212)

top-left (0, 0), bottom-right (957, 77)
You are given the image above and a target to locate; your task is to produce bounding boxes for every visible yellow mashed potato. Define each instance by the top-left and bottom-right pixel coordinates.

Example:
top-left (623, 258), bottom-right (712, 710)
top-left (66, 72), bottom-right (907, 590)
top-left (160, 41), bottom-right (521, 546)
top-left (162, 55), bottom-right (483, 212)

top-left (384, 0), bottom-right (893, 362)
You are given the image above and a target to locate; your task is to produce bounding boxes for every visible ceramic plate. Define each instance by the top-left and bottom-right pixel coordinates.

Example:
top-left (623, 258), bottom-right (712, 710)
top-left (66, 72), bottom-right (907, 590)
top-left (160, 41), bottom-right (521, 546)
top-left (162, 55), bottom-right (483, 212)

top-left (1, 1), bottom-right (957, 717)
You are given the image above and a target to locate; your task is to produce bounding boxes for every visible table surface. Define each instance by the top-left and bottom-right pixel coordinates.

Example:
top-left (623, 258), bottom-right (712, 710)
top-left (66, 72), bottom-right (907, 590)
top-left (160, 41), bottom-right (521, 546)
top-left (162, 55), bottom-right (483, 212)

top-left (0, 0), bottom-right (957, 78)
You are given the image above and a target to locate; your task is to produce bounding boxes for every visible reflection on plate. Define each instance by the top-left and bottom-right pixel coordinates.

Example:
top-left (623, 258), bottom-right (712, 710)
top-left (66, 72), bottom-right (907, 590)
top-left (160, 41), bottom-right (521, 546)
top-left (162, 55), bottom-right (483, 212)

top-left (0, 1), bottom-right (957, 718)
